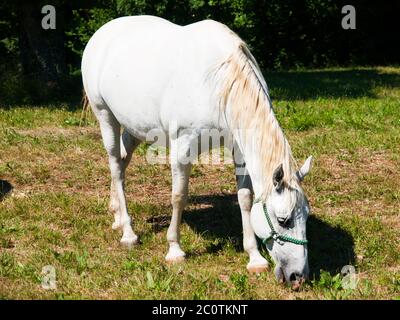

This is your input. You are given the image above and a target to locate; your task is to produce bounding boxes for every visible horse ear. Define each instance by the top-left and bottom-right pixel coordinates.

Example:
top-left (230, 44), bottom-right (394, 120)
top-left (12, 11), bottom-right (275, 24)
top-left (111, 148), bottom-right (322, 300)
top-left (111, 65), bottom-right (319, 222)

top-left (272, 164), bottom-right (284, 188)
top-left (296, 156), bottom-right (313, 181)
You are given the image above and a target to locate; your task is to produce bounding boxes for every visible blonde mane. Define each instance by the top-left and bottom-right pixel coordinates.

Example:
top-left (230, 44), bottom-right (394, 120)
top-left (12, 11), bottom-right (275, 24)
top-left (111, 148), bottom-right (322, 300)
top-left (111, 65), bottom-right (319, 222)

top-left (216, 40), bottom-right (298, 195)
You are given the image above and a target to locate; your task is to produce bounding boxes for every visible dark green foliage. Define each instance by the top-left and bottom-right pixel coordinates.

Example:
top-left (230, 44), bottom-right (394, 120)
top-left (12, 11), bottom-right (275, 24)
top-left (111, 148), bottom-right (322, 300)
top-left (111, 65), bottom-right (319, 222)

top-left (0, 1), bottom-right (399, 105)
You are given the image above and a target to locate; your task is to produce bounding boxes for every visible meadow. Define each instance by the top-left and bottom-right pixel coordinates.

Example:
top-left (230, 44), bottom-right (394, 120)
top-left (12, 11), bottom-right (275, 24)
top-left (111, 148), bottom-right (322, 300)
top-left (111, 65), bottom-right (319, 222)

top-left (0, 66), bottom-right (399, 299)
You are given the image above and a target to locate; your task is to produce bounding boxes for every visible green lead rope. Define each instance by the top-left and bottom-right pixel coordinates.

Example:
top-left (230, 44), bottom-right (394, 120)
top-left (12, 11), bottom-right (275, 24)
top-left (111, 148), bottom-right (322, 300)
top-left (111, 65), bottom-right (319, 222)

top-left (253, 197), bottom-right (308, 246)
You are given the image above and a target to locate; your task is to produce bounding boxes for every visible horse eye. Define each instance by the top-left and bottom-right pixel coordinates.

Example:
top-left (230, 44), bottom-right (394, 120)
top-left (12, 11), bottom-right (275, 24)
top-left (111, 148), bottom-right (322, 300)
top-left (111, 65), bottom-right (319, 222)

top-left (277, 217), bottom-right (291, 227)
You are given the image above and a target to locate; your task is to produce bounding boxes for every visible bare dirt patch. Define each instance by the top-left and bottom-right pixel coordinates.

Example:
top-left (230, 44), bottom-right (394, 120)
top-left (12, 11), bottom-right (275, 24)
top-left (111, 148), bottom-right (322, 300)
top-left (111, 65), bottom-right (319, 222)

top-left (316, 148), bottom-right (400, 224)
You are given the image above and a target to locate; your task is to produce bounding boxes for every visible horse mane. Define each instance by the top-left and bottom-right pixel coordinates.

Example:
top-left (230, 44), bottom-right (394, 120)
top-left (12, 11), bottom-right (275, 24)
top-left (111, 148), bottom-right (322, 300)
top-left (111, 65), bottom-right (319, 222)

top-left (215, 39), bottom-right (298, 194)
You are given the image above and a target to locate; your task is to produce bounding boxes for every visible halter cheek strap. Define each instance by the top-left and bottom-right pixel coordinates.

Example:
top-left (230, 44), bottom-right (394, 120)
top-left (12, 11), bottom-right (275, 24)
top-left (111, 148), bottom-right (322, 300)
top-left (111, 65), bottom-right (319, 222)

top-left (253, 197), bottom-right (308, 246)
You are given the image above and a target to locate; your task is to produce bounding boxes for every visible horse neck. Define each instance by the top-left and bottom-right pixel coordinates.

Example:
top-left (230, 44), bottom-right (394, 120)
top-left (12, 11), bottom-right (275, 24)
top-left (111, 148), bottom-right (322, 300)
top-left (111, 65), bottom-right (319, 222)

top-left (215, 41), bottom-right (297, 197)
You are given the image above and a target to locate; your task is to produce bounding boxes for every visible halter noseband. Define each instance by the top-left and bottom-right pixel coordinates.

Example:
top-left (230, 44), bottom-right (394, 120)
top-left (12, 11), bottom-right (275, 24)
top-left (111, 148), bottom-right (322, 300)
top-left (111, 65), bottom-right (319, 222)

top-left (253, 197), bottom-right (308, 246)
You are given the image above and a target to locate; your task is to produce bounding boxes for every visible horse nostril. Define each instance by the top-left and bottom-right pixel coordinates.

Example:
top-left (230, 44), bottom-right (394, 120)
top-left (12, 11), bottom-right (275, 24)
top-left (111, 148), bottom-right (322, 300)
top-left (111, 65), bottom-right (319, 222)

top-left (289, 272), bottom-right (302, 282)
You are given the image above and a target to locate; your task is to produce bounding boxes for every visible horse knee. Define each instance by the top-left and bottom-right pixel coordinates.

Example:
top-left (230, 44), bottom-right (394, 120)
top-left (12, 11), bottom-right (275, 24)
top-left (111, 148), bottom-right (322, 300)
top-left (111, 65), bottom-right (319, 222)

top-left (238, 188), bottom-right (252, 212)
top-left (171, 193), bottom-right (187, 208)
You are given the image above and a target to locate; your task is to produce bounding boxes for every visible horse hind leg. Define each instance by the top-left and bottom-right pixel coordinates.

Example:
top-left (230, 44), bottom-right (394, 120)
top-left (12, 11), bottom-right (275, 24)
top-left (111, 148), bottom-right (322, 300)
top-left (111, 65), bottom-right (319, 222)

top-left (110, 130), bottom-right (140, 230)
top-left (94, 105), bottom-right (138, 248)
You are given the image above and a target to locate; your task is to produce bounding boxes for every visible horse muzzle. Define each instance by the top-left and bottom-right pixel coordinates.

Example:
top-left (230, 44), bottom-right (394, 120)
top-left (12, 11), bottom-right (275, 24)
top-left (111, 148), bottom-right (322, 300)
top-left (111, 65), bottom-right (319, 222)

top-left (274, 265), bottom-right (308, 291)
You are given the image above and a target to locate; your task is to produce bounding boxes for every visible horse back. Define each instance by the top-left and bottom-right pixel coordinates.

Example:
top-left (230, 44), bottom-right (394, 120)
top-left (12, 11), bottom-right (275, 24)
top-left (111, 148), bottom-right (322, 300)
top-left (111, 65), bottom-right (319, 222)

top-left (82, 16), bottom-right (240, 137)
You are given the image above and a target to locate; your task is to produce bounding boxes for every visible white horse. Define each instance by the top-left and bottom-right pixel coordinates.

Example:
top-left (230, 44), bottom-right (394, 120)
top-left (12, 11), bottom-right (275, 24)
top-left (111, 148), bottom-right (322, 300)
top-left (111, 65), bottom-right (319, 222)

top-left (82, 15), bottom-right (313, 288)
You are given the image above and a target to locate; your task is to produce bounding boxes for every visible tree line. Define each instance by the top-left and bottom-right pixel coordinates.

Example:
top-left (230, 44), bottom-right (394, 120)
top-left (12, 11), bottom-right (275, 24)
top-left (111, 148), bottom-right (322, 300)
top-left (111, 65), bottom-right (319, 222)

top-left (0, 0), bottom-right (398, 105)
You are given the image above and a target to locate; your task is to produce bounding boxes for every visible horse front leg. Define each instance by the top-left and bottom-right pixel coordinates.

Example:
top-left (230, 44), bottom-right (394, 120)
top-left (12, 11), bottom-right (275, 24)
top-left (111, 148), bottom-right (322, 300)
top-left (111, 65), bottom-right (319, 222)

top-left (165, 137), bottom-right (193, 263)
top-left (234, 150), bottom-right (269, 273)
top-left (237, 187), bottom-right (269, 273)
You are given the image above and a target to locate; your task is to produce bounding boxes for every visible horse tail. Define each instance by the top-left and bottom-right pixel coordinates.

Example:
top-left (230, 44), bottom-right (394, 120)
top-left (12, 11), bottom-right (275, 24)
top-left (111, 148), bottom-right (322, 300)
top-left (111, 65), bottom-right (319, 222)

top-left (80, 89), bottom-right (91, 126)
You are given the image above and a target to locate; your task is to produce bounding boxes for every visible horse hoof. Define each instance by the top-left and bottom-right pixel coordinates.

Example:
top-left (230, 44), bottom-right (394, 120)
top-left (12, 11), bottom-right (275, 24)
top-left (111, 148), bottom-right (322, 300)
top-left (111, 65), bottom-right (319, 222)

top-left (165, 255), bottom-right (186, 264)
top-left (247, 264), bottom-right (269, 274)
top-left (120, 236), bottom-right (139, 249)
top-left (165, 246), bottom-right (186, 264)
top-left (165, 249), bottom-right (186, 264)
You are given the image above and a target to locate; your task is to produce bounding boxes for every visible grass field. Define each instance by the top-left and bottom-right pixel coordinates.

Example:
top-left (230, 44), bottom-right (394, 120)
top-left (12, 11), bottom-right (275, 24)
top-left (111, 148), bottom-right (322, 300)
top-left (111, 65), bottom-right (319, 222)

top-left (0, 67), bottom-right (399, 299)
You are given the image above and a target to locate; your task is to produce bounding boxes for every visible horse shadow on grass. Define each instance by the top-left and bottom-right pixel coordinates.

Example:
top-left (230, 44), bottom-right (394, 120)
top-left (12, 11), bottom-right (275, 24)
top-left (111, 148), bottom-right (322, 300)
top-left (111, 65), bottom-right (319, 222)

top-left (180, 194), bottom-right (355, 279)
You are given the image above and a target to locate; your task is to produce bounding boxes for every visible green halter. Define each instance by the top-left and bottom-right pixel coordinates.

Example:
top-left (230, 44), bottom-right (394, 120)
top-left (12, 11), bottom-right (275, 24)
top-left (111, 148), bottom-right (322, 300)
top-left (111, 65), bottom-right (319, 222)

top-left (253, 197), bottom-right (308, 246)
